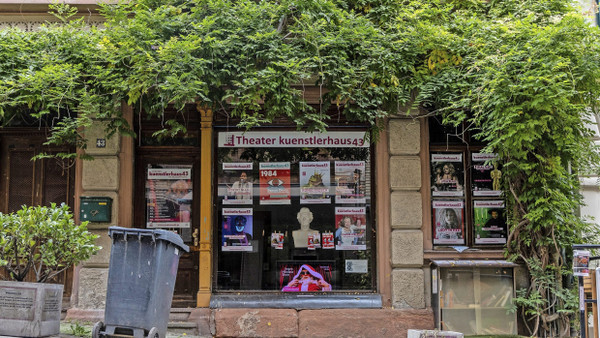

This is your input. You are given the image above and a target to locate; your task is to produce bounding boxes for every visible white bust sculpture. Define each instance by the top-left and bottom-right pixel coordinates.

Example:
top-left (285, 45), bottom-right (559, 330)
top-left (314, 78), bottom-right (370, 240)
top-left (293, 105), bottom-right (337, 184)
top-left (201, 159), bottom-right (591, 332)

top-left (292, 207), bottom-right (319, 248)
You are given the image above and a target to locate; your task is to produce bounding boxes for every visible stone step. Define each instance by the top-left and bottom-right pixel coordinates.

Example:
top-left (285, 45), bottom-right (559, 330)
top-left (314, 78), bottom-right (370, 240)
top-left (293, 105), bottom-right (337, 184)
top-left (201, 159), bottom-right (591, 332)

top-left (167, 321), bottom-right (198, 335)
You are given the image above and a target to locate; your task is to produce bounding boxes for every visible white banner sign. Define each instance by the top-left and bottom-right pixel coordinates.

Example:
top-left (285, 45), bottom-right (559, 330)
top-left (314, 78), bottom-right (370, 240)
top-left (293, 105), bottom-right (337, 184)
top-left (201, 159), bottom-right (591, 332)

top-left (218, 131), bottom-right (369, 148)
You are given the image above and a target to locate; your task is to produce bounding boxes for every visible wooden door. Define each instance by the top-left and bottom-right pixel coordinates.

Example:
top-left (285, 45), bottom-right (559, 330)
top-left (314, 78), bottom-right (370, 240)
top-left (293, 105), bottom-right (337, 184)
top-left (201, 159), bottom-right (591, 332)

top-left (134, 149), bottom-right (200, 307)
top-left (0, 131), bottom-right (75, 301)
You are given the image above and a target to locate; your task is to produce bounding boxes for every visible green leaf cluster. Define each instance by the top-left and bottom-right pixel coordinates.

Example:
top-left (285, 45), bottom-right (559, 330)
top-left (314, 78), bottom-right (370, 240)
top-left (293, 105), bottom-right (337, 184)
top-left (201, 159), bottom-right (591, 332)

top-left (0, 203), bottom-right (100, 283)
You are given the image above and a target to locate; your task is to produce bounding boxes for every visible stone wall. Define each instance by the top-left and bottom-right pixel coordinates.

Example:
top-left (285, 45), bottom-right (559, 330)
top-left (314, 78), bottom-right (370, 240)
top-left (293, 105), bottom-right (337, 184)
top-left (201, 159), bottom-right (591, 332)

top-left (76, 120), bottom-right (121, 310)
top-left (388, 117), bottom-right (425, 309)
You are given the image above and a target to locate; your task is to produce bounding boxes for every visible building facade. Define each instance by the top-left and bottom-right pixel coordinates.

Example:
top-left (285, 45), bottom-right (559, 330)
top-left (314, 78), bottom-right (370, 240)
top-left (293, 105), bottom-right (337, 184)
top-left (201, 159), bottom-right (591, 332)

top-left (0, 1), bottom-right (543, 336)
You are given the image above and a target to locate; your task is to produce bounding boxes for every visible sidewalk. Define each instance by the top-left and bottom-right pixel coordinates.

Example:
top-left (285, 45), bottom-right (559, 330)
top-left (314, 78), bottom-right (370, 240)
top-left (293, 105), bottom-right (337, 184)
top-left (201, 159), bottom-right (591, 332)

top-left (57, 322), bottom-right (211, 338)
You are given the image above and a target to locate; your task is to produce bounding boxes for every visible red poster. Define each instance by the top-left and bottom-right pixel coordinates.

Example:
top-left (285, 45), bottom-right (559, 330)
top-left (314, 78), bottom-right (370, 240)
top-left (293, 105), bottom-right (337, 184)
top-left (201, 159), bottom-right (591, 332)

top-left (259, 162), bottom-right (291, 205)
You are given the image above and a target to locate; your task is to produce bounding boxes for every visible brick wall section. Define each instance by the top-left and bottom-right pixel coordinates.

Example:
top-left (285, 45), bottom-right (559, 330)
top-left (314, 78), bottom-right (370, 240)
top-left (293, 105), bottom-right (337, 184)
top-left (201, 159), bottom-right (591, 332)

top-left (388, 117), bottom-right (425, 309)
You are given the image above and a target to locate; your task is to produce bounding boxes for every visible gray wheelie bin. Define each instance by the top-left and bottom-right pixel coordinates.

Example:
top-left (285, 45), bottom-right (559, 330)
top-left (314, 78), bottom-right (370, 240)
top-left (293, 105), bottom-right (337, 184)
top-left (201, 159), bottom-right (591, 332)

top-left (92, 226), bottom-right (189, 338)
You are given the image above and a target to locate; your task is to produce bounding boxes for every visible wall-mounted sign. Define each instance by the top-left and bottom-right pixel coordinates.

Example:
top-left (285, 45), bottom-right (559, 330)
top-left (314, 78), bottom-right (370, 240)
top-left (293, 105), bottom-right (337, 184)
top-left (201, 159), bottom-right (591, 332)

top-left (218, 131), bottom-right (369, 148)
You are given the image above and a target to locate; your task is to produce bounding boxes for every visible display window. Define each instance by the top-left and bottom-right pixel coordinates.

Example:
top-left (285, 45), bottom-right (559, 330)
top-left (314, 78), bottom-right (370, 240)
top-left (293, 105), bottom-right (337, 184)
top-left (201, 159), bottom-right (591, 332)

top-left (215, 129), bottom-right (374, 291)
top-left (429, 117), bottom-right (506, 247)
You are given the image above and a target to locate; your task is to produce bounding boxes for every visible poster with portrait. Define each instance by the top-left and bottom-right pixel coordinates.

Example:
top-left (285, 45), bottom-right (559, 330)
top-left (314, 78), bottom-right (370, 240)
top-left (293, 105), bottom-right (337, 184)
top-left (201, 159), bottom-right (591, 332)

top-left (573, 250), bottom-right (591, 277)
top-left (221, 208), bottom-right (253, 252)
top-left (432, 201), bottom-right (465, 245)
top-left (259, 162), bottom-right (291, 205)
top-left (431, 154), bottom-right (464, 197)
top-left (299, 162), bottom-right (331, 204)
top-left (146, 165), bottom-right (193, 228)
top-left (220, 162), bottom-right (253, 205)
top-left (278, 261), bottom-right (334, 292)
top-left (472, 153), bottom-right (503, 197)
top-left (334, 207), bottom-right (367, 250)
top-left (473, 200), bottom-right (507, 245)
top-left (335, 161), bottom-right (366, 204)
top-left (271, 232), bottom-right (284, 250)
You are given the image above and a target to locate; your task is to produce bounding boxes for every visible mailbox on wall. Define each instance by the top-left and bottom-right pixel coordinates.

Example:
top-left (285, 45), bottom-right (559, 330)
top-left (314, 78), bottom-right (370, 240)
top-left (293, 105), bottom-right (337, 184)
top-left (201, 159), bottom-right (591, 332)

top-left (80, 197), bottom-right (112, 223)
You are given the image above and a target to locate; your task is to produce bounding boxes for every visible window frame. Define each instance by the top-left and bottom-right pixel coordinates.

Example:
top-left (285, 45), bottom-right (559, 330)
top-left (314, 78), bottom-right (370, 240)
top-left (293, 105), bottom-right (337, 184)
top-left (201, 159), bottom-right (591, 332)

top-left (212, 126), bottom-right (378, 293)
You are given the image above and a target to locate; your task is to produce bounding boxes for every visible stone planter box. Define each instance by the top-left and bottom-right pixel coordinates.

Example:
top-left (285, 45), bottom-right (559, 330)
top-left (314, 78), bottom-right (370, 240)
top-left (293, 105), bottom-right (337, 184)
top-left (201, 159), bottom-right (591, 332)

top-left (0, 281), bottom-right (63, 337)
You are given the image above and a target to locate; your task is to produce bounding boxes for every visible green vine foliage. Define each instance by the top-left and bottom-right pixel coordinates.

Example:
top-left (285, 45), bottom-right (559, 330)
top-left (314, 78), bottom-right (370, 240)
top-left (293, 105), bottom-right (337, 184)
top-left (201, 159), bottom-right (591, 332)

top-left (1, 0), bottom-right (600, 335)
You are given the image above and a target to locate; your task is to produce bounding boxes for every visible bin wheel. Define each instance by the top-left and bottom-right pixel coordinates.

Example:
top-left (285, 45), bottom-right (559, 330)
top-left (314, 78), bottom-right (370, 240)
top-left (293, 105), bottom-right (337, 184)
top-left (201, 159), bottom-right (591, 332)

top-left (147, 327), bottom-right (159, 338)
top-left (92, 321), bottom-right (104, 338)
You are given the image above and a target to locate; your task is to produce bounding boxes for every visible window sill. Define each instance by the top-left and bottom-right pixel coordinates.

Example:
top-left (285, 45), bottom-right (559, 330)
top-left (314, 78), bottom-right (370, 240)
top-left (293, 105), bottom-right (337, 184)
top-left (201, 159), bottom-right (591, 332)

top-left (424, 249), bottom-right (505, 260)
top-left (210, 293), bottom-right (382, 309)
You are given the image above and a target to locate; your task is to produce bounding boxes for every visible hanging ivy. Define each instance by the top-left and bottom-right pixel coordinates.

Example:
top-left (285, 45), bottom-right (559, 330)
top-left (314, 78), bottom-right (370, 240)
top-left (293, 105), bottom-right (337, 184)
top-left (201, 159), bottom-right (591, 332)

top-left (1, 0), bottom-right (600, 335)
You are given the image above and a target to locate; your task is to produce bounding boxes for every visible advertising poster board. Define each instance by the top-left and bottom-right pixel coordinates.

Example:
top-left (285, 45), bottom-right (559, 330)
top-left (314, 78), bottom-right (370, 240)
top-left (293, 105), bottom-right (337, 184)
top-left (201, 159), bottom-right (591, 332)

top-left (146, 165), bottom-right (192, 228)
top-left (221, 208), bottom-right (253, 252)
top-left (278, 261), bottom-right (334, 292)
top-left (220, 162), bottom-right (253, 205)
top-left (472, 153), bottom-right (503, 197)
top-left (432, 200), bottom-right (465, 245)
top-left (299, 162), bottom-right (331, 204)
top-left (335, 207), bottom-right (367, 250)
top-left (573, 250), bottom-right (590, 277)
top-left (431, 153), bottom-right (464, 197)
top-left (335, 161), bottom-right (366, 204)
top-left (473, 200), bottom-right (507, 244)
top-left (259, 162), bottom-right (291, 205)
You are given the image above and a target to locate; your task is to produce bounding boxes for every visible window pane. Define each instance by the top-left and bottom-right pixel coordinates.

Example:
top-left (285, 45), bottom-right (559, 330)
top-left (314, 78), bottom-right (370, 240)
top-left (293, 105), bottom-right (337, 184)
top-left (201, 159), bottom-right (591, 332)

top-left (215, 131), bottom-right (374, 291)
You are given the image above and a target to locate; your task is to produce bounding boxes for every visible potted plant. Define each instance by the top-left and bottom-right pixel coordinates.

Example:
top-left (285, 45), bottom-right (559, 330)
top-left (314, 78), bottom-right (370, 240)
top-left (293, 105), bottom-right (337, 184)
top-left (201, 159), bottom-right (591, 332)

top-left (0, 203), bottom-right (100, 337)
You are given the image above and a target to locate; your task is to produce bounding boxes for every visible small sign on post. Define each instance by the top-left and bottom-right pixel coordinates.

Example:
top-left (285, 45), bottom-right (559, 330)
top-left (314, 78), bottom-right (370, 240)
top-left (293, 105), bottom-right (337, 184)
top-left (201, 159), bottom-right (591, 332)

top-left (574, 250), bottom-right (591, 277)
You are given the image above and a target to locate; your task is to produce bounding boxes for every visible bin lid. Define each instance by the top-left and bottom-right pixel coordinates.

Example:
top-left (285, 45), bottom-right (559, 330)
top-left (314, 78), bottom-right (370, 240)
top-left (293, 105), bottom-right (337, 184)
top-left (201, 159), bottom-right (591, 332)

top-left (108, 226), bottom-right (190, 253)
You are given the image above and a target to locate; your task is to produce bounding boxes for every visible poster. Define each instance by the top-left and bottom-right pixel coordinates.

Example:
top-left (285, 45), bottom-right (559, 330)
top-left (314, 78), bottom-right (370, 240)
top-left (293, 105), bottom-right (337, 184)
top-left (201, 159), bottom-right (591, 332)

top-left (259, 162), bottom-right (291, 205)
top-left (221, 208), bottom-right (253, 252)
top-left (220, 163), bottom-right (253, 205)
top-left (307, 232), bottom-right (321, 250)
top-left (335, 161), bottom-right (366, 204)
top-left (335, 207), bottom-right (367, 250)
top-left (271, 232), bottom-right (284, 249)
top-left (322, 232), bottom-right (334, 249)
top-left (573, 250), bottom-right (591, 277)
top-left (146, 166), bottom-right (192, 228)
top-left (472, 153), bottom-right (503, 197)
top-left (278, 261), bottom-right (334, 292)
top-left (299, 162), bottom-right (331, 204)
top-left (473, 200), bottom-right (507, 244)
top-left (431, 154), bottom-right (464, 197)
top-left (432, 201), bottom-right (465, 245)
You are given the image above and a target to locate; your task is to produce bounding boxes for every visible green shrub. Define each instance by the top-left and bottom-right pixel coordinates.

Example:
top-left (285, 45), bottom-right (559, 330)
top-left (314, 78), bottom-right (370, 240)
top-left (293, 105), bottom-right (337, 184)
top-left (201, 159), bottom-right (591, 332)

top-left (0, 203), bottom-right (100, 282)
